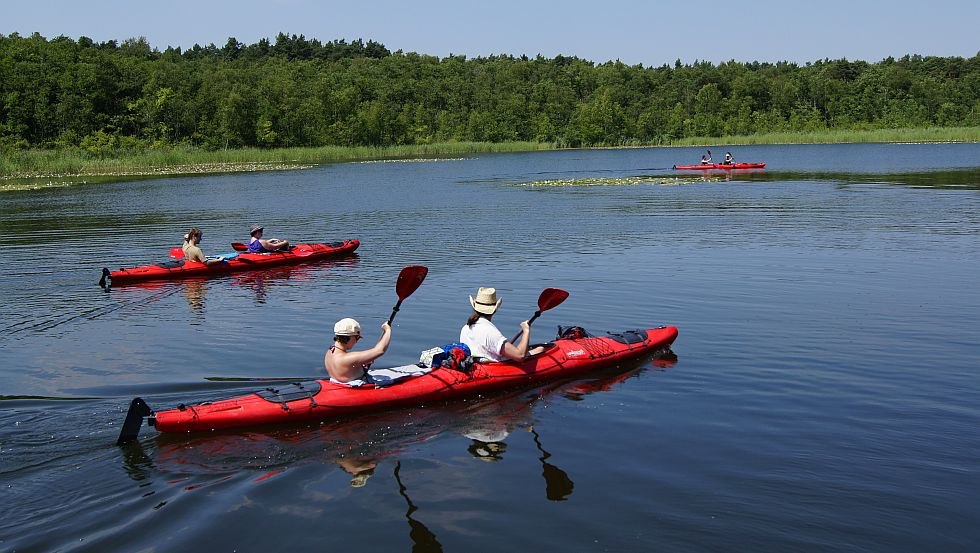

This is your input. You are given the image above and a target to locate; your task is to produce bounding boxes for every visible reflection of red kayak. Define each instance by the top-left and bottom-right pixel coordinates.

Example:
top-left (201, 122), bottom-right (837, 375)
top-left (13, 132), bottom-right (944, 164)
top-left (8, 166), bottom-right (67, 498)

top-left (117, 326), bottom-right (679, 440)
top-left (146, 363), bottom-right (654, 481)
top-left (673, 163), bottom-right (766, 170)
top-left (101, 239), bottom-right (359, 286)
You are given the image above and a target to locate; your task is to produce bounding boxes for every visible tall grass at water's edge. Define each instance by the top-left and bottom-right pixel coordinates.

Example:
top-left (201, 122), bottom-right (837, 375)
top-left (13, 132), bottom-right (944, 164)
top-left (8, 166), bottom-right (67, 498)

top-left (2, 128), bottom-right (979, 187)
top-left (0, 142), bottom-right (554, 183)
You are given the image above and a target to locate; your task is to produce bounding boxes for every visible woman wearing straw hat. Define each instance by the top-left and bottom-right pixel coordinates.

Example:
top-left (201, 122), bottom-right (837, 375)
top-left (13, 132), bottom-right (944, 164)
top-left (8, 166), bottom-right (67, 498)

top-left (325, 318), bottom-right (392, 384)
top-left (247, 224), bottom-right (290, 253)
top-left (460, 287), bottom-right (536, 362)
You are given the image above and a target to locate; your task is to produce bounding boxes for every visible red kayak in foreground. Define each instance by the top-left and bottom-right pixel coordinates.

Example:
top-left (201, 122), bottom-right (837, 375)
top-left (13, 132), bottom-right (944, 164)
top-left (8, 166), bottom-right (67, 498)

top-left (116, 325), bottom-right (678, 442)
top-left (673, 162), bottom-right (766, 170)
top-left (100, 239), bottom-right (359, 286)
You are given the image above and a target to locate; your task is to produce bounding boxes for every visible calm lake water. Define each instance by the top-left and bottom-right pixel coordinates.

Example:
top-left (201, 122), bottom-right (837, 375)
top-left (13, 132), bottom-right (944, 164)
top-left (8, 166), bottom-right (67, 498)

top-left (1, 143), bottom-right (979, 552)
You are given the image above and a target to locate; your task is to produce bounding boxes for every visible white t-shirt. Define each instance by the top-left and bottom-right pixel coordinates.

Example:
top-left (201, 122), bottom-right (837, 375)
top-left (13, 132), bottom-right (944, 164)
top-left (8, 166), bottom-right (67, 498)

top-left (459, 317), bottom-right (507, 362)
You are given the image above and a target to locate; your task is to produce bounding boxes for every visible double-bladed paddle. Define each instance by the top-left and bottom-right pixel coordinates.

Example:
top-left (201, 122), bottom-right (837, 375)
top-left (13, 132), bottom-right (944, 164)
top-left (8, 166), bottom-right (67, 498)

top-left (511, 287), bottom-right (569, 343)
top-left (389, 265), bottom-right (428, 325)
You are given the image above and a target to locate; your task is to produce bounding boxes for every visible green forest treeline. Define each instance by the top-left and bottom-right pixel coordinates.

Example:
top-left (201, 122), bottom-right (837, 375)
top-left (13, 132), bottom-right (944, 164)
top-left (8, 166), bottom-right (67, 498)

top-left (2, 32), bottom-right (979, 155)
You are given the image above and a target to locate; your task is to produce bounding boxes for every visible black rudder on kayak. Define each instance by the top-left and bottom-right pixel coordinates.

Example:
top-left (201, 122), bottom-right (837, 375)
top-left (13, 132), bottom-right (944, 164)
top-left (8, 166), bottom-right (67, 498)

top-left (116, 397), bottom-right (153, 446)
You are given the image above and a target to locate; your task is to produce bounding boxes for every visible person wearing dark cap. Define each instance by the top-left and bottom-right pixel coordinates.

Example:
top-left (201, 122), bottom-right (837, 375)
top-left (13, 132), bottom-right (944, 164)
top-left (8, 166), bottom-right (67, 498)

top-left (246, 225), bottom-right (289, 253)
top-left (325, 318), bottom-right (392, 384)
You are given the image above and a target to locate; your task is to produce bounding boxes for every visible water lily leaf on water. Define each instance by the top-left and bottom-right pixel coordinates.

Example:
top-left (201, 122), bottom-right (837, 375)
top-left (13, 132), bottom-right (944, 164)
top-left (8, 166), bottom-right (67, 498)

top-left (509, 176), bottom-right (720, 187)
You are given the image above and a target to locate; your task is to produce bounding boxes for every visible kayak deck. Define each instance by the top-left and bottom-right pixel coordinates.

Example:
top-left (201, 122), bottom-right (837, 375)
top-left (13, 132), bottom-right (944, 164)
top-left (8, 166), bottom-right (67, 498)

top-left (117, 325), bottom-right (678, 441)
top-left (103, 239), bottom-right (359, 285)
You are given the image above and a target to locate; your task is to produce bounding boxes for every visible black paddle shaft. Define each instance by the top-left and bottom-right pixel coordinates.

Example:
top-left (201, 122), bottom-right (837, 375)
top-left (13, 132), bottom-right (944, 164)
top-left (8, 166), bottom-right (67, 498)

top-left (511, 288), bottom-right (569, 343)
top-left (388, 299), bottom-right (404, 325)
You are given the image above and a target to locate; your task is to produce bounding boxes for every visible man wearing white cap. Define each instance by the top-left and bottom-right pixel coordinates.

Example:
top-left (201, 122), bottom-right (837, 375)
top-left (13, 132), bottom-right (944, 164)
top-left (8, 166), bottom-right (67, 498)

top-left (325, 318), bottom-right (392, 384)
top-left (459, 287), bottom-right (533, 363)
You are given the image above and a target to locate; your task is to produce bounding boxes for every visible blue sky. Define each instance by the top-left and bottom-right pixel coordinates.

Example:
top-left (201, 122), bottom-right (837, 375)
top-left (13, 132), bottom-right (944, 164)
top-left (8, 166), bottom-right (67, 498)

top-left (5, 0), bottom-right (979, 66)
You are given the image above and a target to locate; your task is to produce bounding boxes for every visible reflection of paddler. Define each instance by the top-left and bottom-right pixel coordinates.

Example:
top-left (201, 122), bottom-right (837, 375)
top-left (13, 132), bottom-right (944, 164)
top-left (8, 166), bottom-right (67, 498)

top-left (183, 279), bottom-right (206, 311)
top-left (337, 456), bottom-right (377, 487)
top-left (464, 427), bottom-right (510, 462)
top-left (462, 423), bottom-right (574, 500)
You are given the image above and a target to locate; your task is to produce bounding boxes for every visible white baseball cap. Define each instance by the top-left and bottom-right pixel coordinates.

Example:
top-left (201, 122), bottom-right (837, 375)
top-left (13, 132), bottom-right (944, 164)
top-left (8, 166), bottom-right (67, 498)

top-left (333, 318), bottom-right (361, 337)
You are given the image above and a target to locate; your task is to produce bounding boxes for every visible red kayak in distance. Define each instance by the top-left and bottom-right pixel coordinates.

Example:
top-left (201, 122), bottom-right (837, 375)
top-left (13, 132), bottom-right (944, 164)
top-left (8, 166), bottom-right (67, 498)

top-left (673, 162), bottom-right (766, 170)
top-left (100, 239), bottom-right (359, 286)
top-left (115, 325), bottom-right (679, 441)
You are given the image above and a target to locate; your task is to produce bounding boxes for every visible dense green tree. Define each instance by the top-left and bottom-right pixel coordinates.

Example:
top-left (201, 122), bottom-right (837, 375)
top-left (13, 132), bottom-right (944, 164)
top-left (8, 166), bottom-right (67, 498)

top-left (1, 32), bottom-right (978, 153)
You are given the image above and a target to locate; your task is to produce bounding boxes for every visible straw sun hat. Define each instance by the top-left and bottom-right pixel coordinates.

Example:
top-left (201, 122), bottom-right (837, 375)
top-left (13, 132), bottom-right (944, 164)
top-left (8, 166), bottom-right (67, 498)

top-left (469, 287), bottom-right (502, 315)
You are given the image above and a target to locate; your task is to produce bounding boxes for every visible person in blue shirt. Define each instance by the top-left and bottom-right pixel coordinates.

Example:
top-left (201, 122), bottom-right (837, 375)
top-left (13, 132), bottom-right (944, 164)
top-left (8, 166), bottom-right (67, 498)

top-left (247, 225), bottom-right (289, 253)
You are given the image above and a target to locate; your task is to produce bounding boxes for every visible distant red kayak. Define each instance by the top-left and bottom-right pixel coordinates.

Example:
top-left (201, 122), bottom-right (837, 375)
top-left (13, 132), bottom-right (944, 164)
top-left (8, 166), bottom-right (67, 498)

top-left (101, 239), bottom-right (359, 286)
top-left (673, 163), bottom-right (766, 170)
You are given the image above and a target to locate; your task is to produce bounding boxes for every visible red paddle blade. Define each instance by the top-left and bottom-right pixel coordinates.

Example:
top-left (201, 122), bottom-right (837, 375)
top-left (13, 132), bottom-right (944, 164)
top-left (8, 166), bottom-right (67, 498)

top-left (537, 288), bottom-right (569, 312)
top-left (396, 265), bottom-right (428, 300)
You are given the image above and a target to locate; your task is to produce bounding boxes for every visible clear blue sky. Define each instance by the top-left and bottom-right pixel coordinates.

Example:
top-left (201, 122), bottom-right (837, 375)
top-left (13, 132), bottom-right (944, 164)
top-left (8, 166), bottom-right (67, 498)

top-left (5, 0), bottom-right (979, 66)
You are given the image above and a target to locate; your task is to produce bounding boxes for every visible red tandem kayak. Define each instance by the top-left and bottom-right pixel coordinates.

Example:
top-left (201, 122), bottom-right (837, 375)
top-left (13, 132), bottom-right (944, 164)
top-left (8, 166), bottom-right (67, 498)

top-left (116, 325), bottom-right (678, 442)
top-left (673, 163), bottom-right (766, 170)
top-left (100, 239), bottom-right (359, 286)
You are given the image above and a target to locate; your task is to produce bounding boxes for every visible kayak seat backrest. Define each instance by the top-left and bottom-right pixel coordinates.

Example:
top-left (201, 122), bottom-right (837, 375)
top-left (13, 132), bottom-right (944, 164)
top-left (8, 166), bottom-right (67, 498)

top-left (555, 325), bottom-right (593, 340)
top-left (604, 330), bottom-right (647, 345)
top-left (256, 381), bottom-right (323, 404)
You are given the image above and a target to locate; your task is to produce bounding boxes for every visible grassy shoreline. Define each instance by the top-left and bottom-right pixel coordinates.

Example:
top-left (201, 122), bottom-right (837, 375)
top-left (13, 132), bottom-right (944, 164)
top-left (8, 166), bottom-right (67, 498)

top-left (2, 127), bottom-right (978, 191)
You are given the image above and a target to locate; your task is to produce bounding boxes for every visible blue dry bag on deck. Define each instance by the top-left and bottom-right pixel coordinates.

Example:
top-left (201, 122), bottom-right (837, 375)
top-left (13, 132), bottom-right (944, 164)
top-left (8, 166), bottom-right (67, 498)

top-left (431, 342), bottom-right (473, 372)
